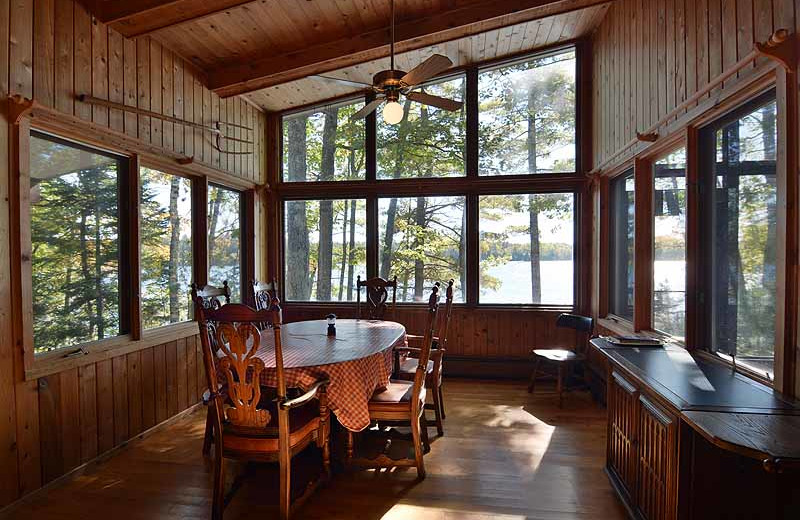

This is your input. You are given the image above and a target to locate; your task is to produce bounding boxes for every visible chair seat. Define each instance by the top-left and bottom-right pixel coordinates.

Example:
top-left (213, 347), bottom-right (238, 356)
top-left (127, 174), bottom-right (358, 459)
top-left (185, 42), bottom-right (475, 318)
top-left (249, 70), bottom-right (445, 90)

top-left (369, 380), bottom-right (426, 413)
top-left (222, 398), bottom-right (321, 454)
top-left (532, 349), bottom-right (583, 362)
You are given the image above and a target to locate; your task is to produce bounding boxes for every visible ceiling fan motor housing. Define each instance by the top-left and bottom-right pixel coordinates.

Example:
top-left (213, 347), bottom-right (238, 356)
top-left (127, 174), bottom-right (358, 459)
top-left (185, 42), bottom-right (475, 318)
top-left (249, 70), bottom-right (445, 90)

top-left (374, 69), bottom-right (408, 98)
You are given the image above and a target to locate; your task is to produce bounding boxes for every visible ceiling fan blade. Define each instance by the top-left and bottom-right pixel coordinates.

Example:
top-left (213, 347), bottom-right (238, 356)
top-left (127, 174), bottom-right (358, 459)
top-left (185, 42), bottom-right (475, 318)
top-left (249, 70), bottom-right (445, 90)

top-left (350, 98), bottom-right (385, 121)
top-left (311, 75), bottom-right (374, 89)
top-left (401, 54), bottom-right (453, 87)
top-left (405, 91), bottom-right (463, 111)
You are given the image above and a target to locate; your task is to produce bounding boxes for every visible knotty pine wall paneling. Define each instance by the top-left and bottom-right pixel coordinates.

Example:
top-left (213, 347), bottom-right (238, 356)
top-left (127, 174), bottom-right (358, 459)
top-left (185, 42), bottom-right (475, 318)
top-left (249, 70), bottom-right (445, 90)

top-left (592, 0), bottom-right (795, 167)
top-left (0, 0), bottom-right (266, 509)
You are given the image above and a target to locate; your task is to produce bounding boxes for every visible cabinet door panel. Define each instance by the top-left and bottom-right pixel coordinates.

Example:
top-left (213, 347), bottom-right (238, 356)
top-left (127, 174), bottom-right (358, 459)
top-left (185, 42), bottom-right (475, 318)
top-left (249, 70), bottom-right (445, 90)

top-left (608, 370), bottom-right (639, 498)
top-left (637, 395), bottom-right (677, 520)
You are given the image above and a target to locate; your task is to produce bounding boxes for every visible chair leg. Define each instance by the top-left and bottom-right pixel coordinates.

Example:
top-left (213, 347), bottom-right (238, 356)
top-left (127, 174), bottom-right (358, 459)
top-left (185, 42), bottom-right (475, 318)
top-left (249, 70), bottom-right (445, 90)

top-left (411, 414), bottom-right (426, 479)
top-left (557, 363), bottom-right (565, 408)
top-left (345, 430), bottom-right (354, 468)
top-left (438, 384), bottom-right (446, 420)
top-left (432, 382), bottom-right (444, 437)
top-left (279, 454), bottom-right (291, 520)
top-left (528, 357), bottom-right (541, 394)
top-left (203, 408), bottom-right (214, 456)
top-left (420, 413), bottom-right (431, 453)
top-left (212, 450), bottom-right (225, 520)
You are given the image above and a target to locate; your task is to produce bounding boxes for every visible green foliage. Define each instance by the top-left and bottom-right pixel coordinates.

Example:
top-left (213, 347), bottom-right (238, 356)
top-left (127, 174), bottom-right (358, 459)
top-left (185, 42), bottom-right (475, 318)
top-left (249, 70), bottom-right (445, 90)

top-left (31, 136), bottom-right (121, 353)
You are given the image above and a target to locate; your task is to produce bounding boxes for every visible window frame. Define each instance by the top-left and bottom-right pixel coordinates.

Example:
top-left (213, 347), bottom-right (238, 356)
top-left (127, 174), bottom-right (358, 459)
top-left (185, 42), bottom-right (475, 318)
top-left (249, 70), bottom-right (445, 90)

top-left (607, 167), bottom-right (636, 323)
top-left (207, 182), bottom-right (248, 302)
top-left (273, 44), bottom-right (588, 310)
top-left (697, 89), bottom-right (779, 384)
top-left (138, 163), bottom-right (197, 332)
top-left (17, 119), bottom-right (258, 380)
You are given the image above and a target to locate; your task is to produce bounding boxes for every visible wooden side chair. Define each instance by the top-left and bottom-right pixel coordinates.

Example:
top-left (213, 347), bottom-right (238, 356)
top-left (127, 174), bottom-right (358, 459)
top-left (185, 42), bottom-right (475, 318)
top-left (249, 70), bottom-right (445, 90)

top-left (347, 284), bottom-right (439, 479)
top-left (196, 302), bottom-right (330, 520)
top-left (394, 279), bottom-right (453, 437)
top-left (191, 281), bottom-right (231, 310)
top-left (356, 275), bottom-right (398, 320)
top-left (527, 313), bottom-right (594, 407)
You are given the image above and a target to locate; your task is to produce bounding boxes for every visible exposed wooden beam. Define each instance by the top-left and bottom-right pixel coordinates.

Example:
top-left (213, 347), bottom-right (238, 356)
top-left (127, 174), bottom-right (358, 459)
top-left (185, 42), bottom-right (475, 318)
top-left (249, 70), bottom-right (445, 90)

top-left (208, 0), bottom-right (613, 98)
top-left (84, 0), bottom-right (257, 38)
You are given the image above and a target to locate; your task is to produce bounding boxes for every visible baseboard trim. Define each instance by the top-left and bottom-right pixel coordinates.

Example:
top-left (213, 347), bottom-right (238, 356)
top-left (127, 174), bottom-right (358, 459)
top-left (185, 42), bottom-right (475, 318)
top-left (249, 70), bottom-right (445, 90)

top-left (445, 356), bottom-right (533, 379)
top-left (0, 402), bottom-right (203, 518)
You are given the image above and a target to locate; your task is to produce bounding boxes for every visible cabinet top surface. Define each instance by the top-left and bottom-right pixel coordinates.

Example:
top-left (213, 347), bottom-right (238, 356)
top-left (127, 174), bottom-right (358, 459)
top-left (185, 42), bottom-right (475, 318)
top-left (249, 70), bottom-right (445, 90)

top-left (591, 338), bottom-right (797, 412)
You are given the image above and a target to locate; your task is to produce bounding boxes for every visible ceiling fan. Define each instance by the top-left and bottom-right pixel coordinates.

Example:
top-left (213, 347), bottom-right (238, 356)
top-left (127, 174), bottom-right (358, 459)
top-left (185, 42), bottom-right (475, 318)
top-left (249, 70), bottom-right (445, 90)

top-left (311, 0), bottom-right (464, 124)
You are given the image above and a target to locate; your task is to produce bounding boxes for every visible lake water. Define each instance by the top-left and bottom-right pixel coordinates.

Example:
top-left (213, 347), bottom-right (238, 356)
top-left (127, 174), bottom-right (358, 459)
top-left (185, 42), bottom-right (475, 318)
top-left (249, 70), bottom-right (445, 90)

top-left (481, 259), bottom-right (686, 305)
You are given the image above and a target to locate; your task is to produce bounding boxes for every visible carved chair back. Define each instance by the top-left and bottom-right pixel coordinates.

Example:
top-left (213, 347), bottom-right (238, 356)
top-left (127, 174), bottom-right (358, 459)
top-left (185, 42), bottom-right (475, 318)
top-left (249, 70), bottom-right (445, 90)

top-left (195, 301), bottom-right (285, 432)
top-left (251, 279), bottom-right (278, 311)
top-left (356, 275), bottom-right (398, 320)
top-left (191, 281), bottom-right (231, 310)
top-left (412, 285), bottom-right (440, 409)
top-left (251, 279), bottom-right (280, 330)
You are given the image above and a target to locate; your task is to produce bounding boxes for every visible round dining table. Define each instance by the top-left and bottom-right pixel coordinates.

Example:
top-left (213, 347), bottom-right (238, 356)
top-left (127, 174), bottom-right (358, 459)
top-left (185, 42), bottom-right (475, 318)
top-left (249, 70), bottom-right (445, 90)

top-left (254, 319), bottom-right (406, 432)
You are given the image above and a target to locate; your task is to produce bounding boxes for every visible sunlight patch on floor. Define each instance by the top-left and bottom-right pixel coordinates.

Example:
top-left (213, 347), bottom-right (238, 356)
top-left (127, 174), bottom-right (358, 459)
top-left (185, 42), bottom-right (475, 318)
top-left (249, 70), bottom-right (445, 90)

top-left (380, 504), bottom-right (528, 520)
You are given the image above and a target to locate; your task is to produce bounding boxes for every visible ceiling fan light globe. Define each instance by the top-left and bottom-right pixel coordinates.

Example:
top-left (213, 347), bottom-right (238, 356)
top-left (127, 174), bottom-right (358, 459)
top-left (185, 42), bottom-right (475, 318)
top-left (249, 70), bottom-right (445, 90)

top-left (382, 101), bottom-right (404, 124)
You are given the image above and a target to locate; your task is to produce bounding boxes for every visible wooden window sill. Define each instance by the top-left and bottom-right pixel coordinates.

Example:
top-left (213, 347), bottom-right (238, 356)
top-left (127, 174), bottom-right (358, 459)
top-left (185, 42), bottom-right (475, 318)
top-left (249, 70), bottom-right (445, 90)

top-left (26, 321), bottom-right (199, 380)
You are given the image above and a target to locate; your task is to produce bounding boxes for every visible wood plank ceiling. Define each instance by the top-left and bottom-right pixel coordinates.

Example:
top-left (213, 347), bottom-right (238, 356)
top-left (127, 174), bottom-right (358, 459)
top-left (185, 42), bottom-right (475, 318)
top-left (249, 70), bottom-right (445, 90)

top-left (81, 0), bottom-right (612, 111)
top-left (245, 2), bottom-right (610, 111)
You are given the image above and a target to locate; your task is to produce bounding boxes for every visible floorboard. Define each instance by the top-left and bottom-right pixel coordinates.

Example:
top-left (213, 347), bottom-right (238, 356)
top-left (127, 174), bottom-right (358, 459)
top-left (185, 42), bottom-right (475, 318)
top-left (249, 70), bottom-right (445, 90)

top-left (1, 379), bottom-right (627, 520)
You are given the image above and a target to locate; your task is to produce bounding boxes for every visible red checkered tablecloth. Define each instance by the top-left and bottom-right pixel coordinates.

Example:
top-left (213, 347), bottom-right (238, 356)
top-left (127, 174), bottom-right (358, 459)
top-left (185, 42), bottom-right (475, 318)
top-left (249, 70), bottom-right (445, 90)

top-left (255, 319), bottom-right (405, 432)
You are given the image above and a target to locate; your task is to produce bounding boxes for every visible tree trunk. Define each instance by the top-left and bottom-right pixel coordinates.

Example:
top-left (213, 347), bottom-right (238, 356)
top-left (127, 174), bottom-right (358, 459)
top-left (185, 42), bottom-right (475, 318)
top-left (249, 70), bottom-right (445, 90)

top-left (527, 86), bottom-right (542, 303)
top-left (79, 172), bottom-right (94, 337)
top-left (338, 200), bottom-right (348, 301)
top-left (93, 172), bottom-right (105, 339)
top-left (317, 107), bottom-right (338, 300)
top-left (286, 116), bottom-right (311, 299)
top-left (208, 188), bottom-right (221, 274)
top-left (347, 199), bottom-right (357, 300)
top-left (762, 105), bottom-right (776, 161)
top-left (379, 99), bottom-right (413, 279)
top-left (168, 176), bottom-right (181, 321)
top-left (414, 197), bottom-right (426, 301)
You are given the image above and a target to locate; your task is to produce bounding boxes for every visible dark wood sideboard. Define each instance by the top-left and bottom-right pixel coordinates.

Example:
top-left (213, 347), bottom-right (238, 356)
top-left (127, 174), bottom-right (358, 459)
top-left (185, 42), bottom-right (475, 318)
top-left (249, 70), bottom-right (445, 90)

top-left (590, 338), bottom-right (800, 520)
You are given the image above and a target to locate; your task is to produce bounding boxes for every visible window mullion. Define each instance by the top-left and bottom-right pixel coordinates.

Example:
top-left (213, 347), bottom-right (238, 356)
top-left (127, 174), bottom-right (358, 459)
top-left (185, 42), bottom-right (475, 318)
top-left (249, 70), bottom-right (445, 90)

top-left (127, 155), bottom-right (141, 341)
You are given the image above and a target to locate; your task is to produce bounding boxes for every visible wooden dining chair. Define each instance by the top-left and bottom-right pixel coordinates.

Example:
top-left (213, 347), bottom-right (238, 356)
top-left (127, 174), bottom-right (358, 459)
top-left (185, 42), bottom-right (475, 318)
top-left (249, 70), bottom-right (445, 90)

top-left (356, 275), bottom-right (398, 320)
top-left (251, 279), bottom-right (280, 330)
top-left (527, 313), bottom-right (594, 407)
top-left (191, 281), bottom-right (231, 310)
top-left (394, 279), bottom-right (453, 437)
top-left (347, 284), bottom-right (439, 479)
top-left (251, 279), bottom-right (278, 311)
top-left (196, 302), bottom-right (330, 520)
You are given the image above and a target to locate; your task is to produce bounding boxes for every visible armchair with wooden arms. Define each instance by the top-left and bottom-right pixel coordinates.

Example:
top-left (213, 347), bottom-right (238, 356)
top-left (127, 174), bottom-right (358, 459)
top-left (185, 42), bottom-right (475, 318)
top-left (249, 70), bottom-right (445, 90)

top-left (196, 302), bottom-right (330, 520)
top-left (356, 275), bottom-right (398, 320)
top-left (191, 281), bottom-right (231, 455)
top-left (347, 284), bottom-right (440, 479)
top-left (394, 279), bottom-right (453, 437)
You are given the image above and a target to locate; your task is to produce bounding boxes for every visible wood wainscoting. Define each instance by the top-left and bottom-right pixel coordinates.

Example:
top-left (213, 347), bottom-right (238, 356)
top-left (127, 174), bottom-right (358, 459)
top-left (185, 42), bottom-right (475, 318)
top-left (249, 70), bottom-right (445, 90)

top-left (282, 304), bottom-right (578, 379)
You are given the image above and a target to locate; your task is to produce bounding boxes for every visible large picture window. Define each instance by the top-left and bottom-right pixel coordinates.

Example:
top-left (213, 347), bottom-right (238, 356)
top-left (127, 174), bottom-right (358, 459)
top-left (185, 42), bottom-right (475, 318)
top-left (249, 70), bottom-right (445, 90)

top-left (377, 75), bottom-right (466, 179)
top-left (30, 132), bottom-right (126, 353)
top-left (208, 185), bottom-right (243, 301)
top-left (652, 148), bottom-right (687, 339)
top-left (284, 199), bottom-right (367, 301)
top-left (478, 48), bottom-right (576, 176)
top-left (479, 193), bottom-right (574, 305)
top-left (609, 170), bottom-right (635, 321)
top-left (702, 93), bottom-right (777, 379)
top-left (378, 196), bottom-right (465, 302)
top-left (140, 167), bottom-right (193, 329)
top-left (282, 99), bottom-right (366, 182)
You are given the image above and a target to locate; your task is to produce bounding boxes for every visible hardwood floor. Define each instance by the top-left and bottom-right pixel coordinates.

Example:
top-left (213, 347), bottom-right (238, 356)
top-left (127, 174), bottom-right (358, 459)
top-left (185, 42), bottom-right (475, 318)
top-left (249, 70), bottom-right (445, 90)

top-left (0, 379), bottom-right (627, 520)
